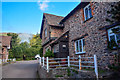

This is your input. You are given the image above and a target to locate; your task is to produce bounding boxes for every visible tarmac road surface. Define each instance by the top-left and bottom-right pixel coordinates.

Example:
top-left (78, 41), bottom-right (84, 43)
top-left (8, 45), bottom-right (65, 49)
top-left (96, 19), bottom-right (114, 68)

top-left (2, 60), bottom-right (38, 78)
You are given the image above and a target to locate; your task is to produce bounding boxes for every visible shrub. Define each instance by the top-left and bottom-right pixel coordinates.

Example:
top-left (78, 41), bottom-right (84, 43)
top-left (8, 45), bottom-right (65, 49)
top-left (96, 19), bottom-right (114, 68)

top-left (55, 75), bottom-right (63, 77)
top-left (72, 69), bottom-right (78, 74)
top-left (44, 49), bottom-right (54, 58)
top-left (67, 68), bottom-right (71, 76)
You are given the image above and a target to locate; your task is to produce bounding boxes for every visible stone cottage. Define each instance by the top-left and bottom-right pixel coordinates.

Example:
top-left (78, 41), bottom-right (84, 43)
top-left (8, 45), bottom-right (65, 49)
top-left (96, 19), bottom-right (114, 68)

top-left (0, 36), bottom-right (12, 62)
top-left (40, 13), bottom-right (67, 57)
top-left (40, 2), bottom-right (120, 69)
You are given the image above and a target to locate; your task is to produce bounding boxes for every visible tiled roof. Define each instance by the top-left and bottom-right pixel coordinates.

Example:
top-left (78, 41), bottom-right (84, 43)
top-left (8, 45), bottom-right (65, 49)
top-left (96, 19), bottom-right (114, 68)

top-left (40, 13), bottom-right (64, 38)
top-left (44, 13), bottom-right (64, 26)
top-left (0, 36), bottom-right (12, 47)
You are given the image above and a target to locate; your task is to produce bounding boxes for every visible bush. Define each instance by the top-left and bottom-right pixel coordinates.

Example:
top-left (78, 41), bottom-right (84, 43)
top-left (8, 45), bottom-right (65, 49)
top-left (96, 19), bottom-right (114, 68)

top-left (44, 49), bottom-right (54, 58)
top-left (16, 58), bottom-right (22, 61)
top-left (72, 69), bottom-right (78, 74)
top-left (67, 68), bottom-right (71, 76)
top-left (55, 75), bottom-right (63, 77)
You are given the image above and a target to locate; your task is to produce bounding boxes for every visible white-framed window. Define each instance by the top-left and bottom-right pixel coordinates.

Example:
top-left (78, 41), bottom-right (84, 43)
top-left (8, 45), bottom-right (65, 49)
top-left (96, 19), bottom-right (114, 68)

top-left (75, 38), bottom-right (85, 54)
top-left (84, 4), bottom-right (92, 21)
top-left (45, 28), bottom-right (47, 38)
top-left (108, 26), bottom-right (120, 46)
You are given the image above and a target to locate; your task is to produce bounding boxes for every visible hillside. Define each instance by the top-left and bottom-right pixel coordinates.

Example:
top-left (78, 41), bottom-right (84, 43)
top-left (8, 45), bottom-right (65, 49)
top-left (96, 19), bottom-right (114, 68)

top-left (18, 33), bottom-right (33, 43)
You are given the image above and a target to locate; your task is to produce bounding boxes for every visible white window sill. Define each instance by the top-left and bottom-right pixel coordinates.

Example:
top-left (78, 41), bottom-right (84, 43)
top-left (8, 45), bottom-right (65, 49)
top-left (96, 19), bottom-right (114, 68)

top-left (75, 52), bottom-right (86, 54)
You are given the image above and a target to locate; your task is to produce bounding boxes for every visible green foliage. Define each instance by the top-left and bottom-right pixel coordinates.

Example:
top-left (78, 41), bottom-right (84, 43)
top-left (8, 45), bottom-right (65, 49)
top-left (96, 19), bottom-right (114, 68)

top-left (67, 68), bottom-right (71, 76)
top-left (8, 33), bottom-right (43, 61)
top-left (98, 69), bottom-right (106, 74)
top-left (7, 33), bottom-right (21, 47)
top-left (44, 49), bottom-right (54, 58)
top-left (106, 2), bottom-right (120, 23)
top-left (55, 75), bottom-right (63, 77)
top-left (72, 69), bottom-right (78, 74)
top-left (7, 33), bottom-right (21, 59)
top-left (29, 33), bottom-right (43, 57)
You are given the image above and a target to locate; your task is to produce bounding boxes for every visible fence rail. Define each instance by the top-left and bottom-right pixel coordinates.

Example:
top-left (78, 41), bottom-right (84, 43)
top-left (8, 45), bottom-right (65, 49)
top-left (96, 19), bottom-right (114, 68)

top-left (39, 55), bottom-right (98, 79)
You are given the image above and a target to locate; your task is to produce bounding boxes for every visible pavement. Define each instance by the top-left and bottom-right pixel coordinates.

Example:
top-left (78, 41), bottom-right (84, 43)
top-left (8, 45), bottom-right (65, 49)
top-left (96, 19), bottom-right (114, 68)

top-left (2, 60), bottom-right (39, 78)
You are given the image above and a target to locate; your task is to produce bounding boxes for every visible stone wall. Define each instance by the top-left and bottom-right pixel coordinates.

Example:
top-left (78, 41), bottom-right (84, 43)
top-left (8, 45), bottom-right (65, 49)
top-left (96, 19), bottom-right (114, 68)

top-left (42, 17), bottom-right (63, 55)
top-left (63, 2), bottom-right (116, 69)
top-left (37, 65), bottom-right (96, 79)
top-left (37, 65), bottom-right (68, 79)
top-left (51, 27), bottom-right (63, 38)
top-left (42, 17), bottom-right (50, 44)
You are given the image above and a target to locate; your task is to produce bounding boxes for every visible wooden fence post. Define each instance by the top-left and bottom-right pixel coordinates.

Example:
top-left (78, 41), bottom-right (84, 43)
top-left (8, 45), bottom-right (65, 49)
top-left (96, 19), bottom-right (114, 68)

top-left (79, 55), bottom-right (82, 70)
top-left (39, 57), bottom-right (41, 65)
top-left (43, 57), bottom-right (44, 67)
top-left (94, 55), bottom-right (98, 79)
top-left (47, 57), bottom-right (49, 72)
top-left (68, 56), bottom-right (70, 67)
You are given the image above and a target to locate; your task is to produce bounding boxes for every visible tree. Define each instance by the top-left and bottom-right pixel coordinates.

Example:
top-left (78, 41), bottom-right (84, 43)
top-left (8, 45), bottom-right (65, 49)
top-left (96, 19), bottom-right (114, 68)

top-left (7, 33), bottom-right (21, 48)
top-left (7, 33), bottom-right (21, 58)
top-left (7, 33), bottom-right (43, 60)
top-left (30, 33), bottom-right (43, 56)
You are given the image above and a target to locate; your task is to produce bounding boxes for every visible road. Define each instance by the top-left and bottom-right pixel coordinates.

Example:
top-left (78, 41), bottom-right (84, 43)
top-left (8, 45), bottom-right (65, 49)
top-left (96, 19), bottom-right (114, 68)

top-left (2, 60), bottom-right (38, 78)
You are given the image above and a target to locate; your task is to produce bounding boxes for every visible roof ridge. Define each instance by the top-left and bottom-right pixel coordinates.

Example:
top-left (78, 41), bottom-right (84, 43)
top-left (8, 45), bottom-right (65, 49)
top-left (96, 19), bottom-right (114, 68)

top-left (43, 13), bottom-right (64, 18)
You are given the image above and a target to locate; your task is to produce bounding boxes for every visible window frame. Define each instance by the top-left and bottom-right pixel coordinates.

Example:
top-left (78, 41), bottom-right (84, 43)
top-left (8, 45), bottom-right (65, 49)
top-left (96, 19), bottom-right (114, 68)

top-left (84, 4), bottom-right (92, 21)
top-left (107, 26), bottom-right (120, 44)
top-left (75, 38), bottom-right (85, 54)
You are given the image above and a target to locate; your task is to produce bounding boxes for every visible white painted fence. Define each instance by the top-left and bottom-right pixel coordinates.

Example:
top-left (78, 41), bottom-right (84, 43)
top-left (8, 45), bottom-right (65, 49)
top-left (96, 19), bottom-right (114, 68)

top-left (0, 59), bottom-right (2, 64)
top-left (39, 55), bottom-right (98, 79)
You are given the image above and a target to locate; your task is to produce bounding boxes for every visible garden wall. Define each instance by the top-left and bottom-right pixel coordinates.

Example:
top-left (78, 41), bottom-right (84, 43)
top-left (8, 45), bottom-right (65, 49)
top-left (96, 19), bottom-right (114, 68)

top-left (37, 65), bottom-right (96, 79)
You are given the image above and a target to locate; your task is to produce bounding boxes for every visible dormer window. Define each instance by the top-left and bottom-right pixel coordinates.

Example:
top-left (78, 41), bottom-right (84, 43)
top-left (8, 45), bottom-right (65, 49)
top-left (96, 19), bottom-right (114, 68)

top-left (84, 4), bottom-right (92, 21)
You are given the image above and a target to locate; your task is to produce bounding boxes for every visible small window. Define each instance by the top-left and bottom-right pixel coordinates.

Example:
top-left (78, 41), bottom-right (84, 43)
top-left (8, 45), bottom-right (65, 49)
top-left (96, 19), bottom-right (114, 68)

top-left (84, 4), bottom-right (92, 21)
top-left (45, 28), bottom-right (47, 38)
top-left (75, 38), bottom-right (85, 54)
top-left (53, 44), bottom-right (59, 53)
top-left (108, 26), bottom-right (120, 47)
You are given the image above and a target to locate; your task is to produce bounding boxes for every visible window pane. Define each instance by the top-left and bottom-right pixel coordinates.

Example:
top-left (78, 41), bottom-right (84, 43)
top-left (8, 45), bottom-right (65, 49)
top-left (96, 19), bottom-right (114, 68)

top-left (116, 33), bottom-right (120, 47)
top-left (45, 29), bottom-right (47, 37)
top-left (79, 40), bottom-right (82, 52)
top-left (116, 33), bottom-right (120, 42)
top-left (85, 8), bottom-right (88, 20)
top-left (89, 6), bottom-right (92, 18)
top-left (110, 35), bottom-right (115, 41)
top-left (76, 41), bottom-right (79, 52)
top-left (83, 39), bottom-right (85, 52)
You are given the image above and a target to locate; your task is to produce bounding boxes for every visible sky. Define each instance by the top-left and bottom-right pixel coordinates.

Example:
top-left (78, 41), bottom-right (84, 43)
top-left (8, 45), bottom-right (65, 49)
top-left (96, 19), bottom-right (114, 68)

top-left (2, 1), bottom-right (80, 34)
